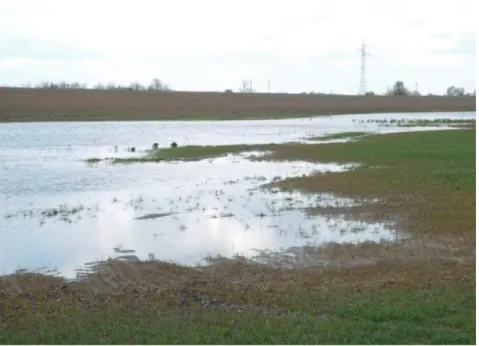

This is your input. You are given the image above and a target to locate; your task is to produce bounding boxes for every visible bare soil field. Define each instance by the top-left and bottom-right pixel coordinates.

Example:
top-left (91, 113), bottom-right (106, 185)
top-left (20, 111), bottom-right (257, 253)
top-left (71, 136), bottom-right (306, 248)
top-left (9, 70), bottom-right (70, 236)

top-left (0, 87), bottom-right (475, 122)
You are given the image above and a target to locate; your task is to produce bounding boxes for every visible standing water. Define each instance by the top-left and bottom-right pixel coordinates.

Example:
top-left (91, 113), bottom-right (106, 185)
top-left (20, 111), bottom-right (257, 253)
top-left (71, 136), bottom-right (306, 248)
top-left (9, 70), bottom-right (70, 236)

top-left (0, 111), bottom-right (475, 278)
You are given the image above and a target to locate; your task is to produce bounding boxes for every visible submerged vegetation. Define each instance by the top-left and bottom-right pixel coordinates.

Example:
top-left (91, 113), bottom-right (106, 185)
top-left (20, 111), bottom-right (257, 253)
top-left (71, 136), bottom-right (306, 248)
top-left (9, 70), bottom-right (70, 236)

top-left (5, 203), bottom-right (95, 225)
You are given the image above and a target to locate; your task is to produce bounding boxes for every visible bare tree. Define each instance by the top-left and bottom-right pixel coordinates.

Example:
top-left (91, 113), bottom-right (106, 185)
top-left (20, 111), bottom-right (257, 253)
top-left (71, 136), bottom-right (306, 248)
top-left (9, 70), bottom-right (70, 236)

top-left (149, 78), bottom-right (164, 91)
top-left (149, 78), bottom-right (172, 92)
top-left (239, 79), bottom-right (254, 93)
top-left (129, 82), bottom-right (146, 91)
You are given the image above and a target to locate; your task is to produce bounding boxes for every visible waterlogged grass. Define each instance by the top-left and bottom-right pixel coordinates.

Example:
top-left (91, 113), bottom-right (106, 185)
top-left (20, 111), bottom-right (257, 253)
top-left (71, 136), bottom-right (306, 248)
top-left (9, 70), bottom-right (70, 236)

top-left (87, 144), bottom-right (271, 164)
top-left (261, 129), bottom-right (475, 240)
top-left (307, 131), bottom-right (371, 141)
top-left (83, 129), bottom-right (475, 236)
top-left (145, 144), bottom-right (270, 162)
top-left (84, 129), bottom-right (476, 236)
top-left (264, 129), bottom-right (475, 190)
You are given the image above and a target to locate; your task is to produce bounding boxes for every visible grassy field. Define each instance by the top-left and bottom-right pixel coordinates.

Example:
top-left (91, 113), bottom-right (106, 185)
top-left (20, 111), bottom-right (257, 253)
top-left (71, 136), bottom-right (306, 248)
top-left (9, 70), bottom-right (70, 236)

top-left (0, 87), bottom-right (475, 122)
top-left (0, 129), bottom-right (475, 344)
top-left (0, 272), bottom-right (474, 344)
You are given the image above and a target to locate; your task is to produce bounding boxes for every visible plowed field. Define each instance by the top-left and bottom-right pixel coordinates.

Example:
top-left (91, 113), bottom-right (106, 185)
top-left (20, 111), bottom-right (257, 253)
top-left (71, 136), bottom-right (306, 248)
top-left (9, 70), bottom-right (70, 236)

top-left (0, 87), bottom-right (475, 122)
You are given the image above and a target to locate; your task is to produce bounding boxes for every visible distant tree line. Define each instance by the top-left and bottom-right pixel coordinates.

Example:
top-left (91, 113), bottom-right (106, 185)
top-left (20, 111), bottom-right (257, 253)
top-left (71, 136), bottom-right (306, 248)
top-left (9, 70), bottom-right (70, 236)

top-left (4, 78), bottom-right (475, 96)
top-left (380, 81), bottom-right (475, 97)
top-left (230, 79), bottom-right (475, 96)
top-left (11, 78), bottom-right (172, 92)
top-left (19, 81), bottom-right (88, 89)
top-left (93, 78), bottom-right (172, 92)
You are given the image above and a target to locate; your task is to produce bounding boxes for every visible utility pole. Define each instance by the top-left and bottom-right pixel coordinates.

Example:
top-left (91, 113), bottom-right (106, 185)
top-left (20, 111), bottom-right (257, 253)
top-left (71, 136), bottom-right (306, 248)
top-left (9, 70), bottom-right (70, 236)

top-left (249, 79), bottom-right (252, 93)
top-left (268, 80), bottom-right (271, 93)
top-left (358, 38), bottom-right (371, 95)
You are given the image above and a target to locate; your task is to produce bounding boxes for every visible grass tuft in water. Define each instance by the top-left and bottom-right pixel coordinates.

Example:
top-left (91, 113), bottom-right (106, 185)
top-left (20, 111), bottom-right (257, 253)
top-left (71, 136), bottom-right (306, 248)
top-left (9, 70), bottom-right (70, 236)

top-left (307, 131), bottom-right (371, 141)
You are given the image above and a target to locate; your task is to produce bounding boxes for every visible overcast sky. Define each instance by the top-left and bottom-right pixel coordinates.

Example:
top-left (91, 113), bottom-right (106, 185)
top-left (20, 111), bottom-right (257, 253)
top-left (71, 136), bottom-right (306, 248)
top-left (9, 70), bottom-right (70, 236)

top-left (0, 0), bottom-right (476, 94)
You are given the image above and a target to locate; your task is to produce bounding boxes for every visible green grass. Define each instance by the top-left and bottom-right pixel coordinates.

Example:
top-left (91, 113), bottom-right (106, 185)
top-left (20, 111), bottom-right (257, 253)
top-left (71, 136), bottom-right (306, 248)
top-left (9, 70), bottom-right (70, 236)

top-left (1, 283), bottom-right (474, 344)
top-left (307, 131), bottom-right (371, 141)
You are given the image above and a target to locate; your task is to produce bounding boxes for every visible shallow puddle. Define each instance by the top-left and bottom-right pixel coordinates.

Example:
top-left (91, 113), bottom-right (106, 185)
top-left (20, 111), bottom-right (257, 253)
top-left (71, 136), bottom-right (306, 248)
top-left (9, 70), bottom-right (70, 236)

top-left (1, 152), bottom-right (397, 279)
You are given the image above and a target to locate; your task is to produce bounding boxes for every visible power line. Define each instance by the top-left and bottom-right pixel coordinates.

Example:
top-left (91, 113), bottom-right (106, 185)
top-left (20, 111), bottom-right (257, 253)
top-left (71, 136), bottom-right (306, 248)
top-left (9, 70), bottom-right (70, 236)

top-left (358, 38), bottom-right (371, 95)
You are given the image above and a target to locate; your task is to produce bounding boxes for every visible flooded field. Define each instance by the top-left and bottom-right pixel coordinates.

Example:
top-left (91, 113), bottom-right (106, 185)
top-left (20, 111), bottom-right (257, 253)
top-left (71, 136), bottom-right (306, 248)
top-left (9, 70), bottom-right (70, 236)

top-left (0, 111), bottom-right (475, 279)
